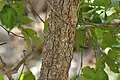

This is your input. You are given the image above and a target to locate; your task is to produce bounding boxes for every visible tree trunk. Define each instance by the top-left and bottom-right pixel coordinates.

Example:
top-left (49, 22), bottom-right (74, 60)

top-left (39, 0), bottom-right (78, 80)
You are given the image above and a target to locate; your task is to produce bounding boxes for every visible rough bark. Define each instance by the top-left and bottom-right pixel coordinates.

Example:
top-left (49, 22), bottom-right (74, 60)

top-left (39, 0), bottom-right (79, 80)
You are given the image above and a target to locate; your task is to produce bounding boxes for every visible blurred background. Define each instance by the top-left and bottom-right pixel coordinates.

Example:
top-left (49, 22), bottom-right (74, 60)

top-left (0, 0), bottom-right (119, 80)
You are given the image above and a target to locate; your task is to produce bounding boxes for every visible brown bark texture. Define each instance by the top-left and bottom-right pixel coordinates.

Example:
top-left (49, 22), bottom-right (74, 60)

top-left (39, 0), bottom-right (79, 80)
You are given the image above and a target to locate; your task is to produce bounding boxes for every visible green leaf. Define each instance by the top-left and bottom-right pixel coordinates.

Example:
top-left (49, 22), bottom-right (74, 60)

top-left (94, 69), bottom-right (108, 80)
top-left (72, 75), bottom-right (77, 80)
top-left (80, 3), bottom-right (93, 12)
top-left (93, 0), bottom-right (111, 7)
top-left (96, 56), bottom-right (105, 70)
top-left (32, 36), bottom-right (42, 48)
top-left (82, 66), bottom-right (96, 79)
top-left (90, 28), bottom-right (97, 48)
top-left (12, 1), bottom-right (25, 15)
top-left (22, 30), bottom-right (32, 51)
top-left (0, 0), bottom-right (5, 11)
top-left (91, 13), bottom-right (102, 23)
top-left (103, 12), bottom-right (107, 22)
top-left (95, 28), bottom-right (105, 40)
top-left (0, 4), bottom-right (17, 30)
top-left (12, 2), bottom-right (32, 25)
top-left (104, 54), bottom-right (119, 73)
top-left (75, 29), bottom-right (86, 51)
top-left (105, 13), bottom-right (120, 24)
top-left (0, 73), bottom-right (4, 80)
top-left (82, 66), bottom-right (109, 80)
top-left (108, 50), bottom-right (120, 60)
top-left (116, 75), bottom-right (120, 80)
top-left (20, 16), bottom-right (33, 25)
top-left (112, 0), bottom-right (120, 13)
top-left (101, 32), bottom-right (119, 49)
top-left (17, 70), bottom-right (35, 80)
top-left (81, 75), bottom-right (92, 80)
top-left (112, 46), bottom-right (120, 53)
top-left (24, 28), bottom-right (37, 37)
top-left (44, 19), bottom-right (49, 32)
top-left (22, 28), bottom-right (42, 50)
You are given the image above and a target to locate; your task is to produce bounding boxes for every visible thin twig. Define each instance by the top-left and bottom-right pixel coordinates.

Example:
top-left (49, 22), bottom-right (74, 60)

top-left (0, 56), bottom-right (6, 67)
top-left (93, 49), bottom-right (98, 61)
top-left (23, 50), bottom-right (29, 70)
top-left (0, 42), bottom-right (7, 45)
top-left (116, 36), bottom-right (120, 40)
top-left (79, 22), bottom-right (120, 28)
top-left (10, 31), bottom-right (24, 38)
top-left (19, 51), bottom-right (26, 77)
top-left (29, 3), bottom-right (45, 23)
top-left (0, 24), bottom-right (9, 34)
top-left (19, 64), bottom-right (24, 77)
top-left (11, 49), bottom-right (34, 73)
top-left (0, 56), bottom-right (14, 80)
top-left (24, 1), bottom-right (45, 23)
top-left (0, 24), bottom-right (24, 38)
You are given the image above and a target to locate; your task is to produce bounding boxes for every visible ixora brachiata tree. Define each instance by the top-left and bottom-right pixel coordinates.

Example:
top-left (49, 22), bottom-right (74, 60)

top-left (0, 0), bottom-right (120, 80)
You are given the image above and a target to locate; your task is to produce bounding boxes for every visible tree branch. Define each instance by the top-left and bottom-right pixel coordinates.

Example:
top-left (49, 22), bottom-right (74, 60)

top-left (0, 42), bottom-right (7, 45)
top-left (0, 24), bottom-right (24, 38)
top-left (22, 0), bottom-right (45, 23)
top-left (11, 49), bottom-right (34, 73)
top-left (79, 22), bottom-right (120, 28)
top-left (0, 56), bottom-right (14, 80)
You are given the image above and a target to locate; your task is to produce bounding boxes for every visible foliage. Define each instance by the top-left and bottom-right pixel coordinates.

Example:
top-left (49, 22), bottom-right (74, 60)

top-left (0, 0), bottom-right (42, 51)
top-left (0, 73), bottom-right (4, 80)
top-left (0, 0), bottom-right (42, 79)
top-left (81, 66), bottom-right (108, 80)
top-left (75, 0), bottom-right (120, 80)
top-left (22, 28), bottom-right (42, 51)
top-left (17, 70), bottom-right (35, 80)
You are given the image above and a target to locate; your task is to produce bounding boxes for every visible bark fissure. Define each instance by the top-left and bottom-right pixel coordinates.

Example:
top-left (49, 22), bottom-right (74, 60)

top-left (39, 0), bottom-right (79, 80)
